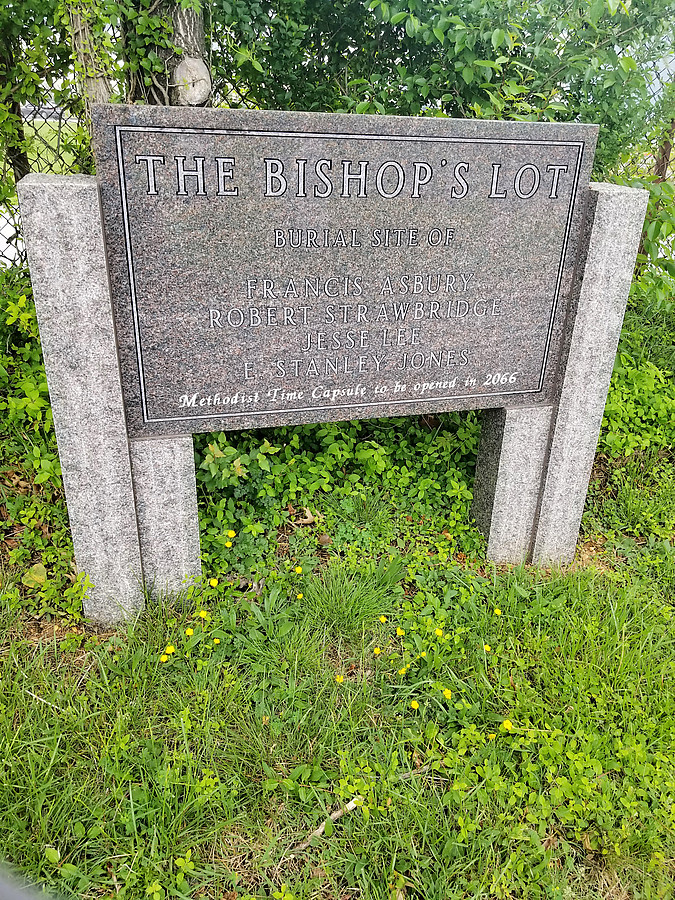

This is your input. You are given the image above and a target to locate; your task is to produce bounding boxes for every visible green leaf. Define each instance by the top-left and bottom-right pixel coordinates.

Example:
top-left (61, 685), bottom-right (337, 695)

top-left (60, 864), bottom-right (81, 880)
top-left (491, 28), bottom-right (505, 50)
top-left (619, 56), bottom-right (636, 73)
top-left (390, 11), bottom-right (407, 25)
top-left (405, 15), bottom-right (419, 37)
top-left (606, 0), bottom-right (620, 12)
top-left (589, 0), bottom-right (604, 23)
top-left (22, 563), bottom-right (47, 588)
top-left (45, 847), bottom-right (60, 866)
top-left (324, 817), bottom-right (334, 837)
top-left (460, 66), bottom-right (474, 84)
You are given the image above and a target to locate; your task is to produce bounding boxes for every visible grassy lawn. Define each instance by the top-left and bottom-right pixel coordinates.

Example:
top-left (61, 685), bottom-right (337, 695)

top-left (0, 251), bottom-right (674, 898)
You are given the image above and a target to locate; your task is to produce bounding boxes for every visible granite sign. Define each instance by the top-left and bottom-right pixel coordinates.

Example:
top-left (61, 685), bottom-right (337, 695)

top-left (18, 106), bottom-right (648, 623)
top-left (92, 106), bottom-right (597, 438)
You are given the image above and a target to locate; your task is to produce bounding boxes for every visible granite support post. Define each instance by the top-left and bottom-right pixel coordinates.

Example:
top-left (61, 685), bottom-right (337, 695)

top-left (472, 405), bottom-right (554, 563)
top-left (473, 182), bottom-right (648, 566)
top-left (17, 174), bottom-right (144, 622)
top-left (129, 437), bottom-right (202, 594)
top-left (532, 182), bottom-right (649, 564)
top-left (18, 173), bottom-right (204, 622)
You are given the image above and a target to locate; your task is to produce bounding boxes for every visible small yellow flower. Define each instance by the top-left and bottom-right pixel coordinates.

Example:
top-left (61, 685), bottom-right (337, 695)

top-left (296, 593), bottom-right (303, 600)
top-left (420, 651), bottom-right (426, 658)
top-left (335, 674), bottom-right (344, 684)
top-left (165, 645), bottom-right (175, 654)
top-left (494, 608), bottom-right (502, 616)
top-left (295, 566), bottom-right (303, 574)
top-left (374, 647), bottom-right (382, 655)
top-left (262, 715), bottom-right (269, 725)
top-left (225, 541), bottom-right (232, 548)
top-left (488, 733), bottom-right (496, 741)
top-left (443, 688), bottom-right (452, 701)
top-left (199, 610), bottom-right (209, 619)
top-left (209, 578), bottom-right (218, 587)
top-left (410, 700), bottom-right (419, 710)
top-left (379, 615), bottom-right (387, 623)
top-left (398, 668), bottom-right (406, 675)
top-left (502, 719), bottom-right (513, 731)
top-left (185, 628), bottom-right (194, 636)
top-left (160, 654), bottom-right (168, 662)
top-left (484, 644), bottom-right (491, 652)
top-left (213, 638), bottom-right (220, 645)
top-left (396, 627), bottom-right (405, 636)
top-left (435, 628), bottom-right (443, 637)
top-left (227, 530), bottom-right (236, 538)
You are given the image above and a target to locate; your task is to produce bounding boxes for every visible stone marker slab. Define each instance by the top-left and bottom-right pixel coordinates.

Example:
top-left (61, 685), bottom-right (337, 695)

top-left (92, 105), bottom-right (597, 438)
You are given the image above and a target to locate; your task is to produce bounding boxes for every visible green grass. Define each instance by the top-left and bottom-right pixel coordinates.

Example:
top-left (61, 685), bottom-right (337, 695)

top-left (2, 551), bottom-right (675, 899)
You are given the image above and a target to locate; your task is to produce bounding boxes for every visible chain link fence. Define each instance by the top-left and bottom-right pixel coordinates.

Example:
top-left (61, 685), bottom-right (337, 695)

top-left (615, 55), bottom-right (675, 182)
top-left (1, 60), bottom-right (673, 269)
top-left (0, 101), bottom-right (86, 268)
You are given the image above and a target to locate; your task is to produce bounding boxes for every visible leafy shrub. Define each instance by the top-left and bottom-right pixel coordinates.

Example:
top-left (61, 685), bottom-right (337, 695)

top-left (600, 354), bottom-right (675, 457)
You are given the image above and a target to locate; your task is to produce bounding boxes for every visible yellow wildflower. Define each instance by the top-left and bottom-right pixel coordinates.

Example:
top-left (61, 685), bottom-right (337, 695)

top-left (398, 668), bottom-right (406, 675)
top-left (488, 733), bottom-right (496, 740)
top-left (165, 645), bottom-right (175, 654)
top-left (295, 566), bottom-right (303, 574)
top-left (410, 700), bottom-right (419, 710)
top-left (396, 627), bottom-right (405, 636)
top-left (296, 593), bottom-right (303, 599)
top-left (374, 647), bottom-right (382, 655)
top-left (443, 689), bottom-right (452, 701)
top-left (160, 654), bottom-right (168, 662)
top-left (502, 719), bottom-right (513, 731)
top-left (209, 578), bottom-right (218, 587)
top-left (225, 541), bottom-right (232, 548)
top-left (335, 674), bottom-right (344, 684)
top-left (379, 615), bottom-right (387, 623)
top-left (185, 628), bottom-right (194, 636)
top-left (484, 644), bottom-right (491, 652)
top-left (420, 651), bottom-right (426, 658)
top-left (435, 628), bottom-right (443, 637)
top-left (199, 610), bottom-right (209, 619)
top-left (227, 530), bottom-right (236, 538)
top-left (494, 608), bottom-right (502, 616)
top-left (213, 638), bottom-right (220, 645)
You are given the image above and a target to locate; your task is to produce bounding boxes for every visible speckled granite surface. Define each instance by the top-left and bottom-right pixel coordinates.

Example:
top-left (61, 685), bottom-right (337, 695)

top-left (92, 105), bottom-right (598, 438)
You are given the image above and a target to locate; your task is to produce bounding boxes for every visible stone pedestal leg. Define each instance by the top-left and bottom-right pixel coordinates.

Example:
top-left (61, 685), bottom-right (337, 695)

top-left (473, 182), bottom-right (648, 567)
top-left (130, 437), bottom-right (202, 594)
top-left (532, 183), bottom-right (649, 564)
top-left (18, 173), bottom-right (204, 621)
top-left (17, 174), bottom-right (144, 623)
top-left (472, 406), bottom-right (554, 563)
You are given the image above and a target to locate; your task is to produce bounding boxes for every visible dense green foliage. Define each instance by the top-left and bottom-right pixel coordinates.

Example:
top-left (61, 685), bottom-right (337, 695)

top-left (212, 0), bottom-right (674, 173)
top-left (2, 0), bottom-right (674, 184)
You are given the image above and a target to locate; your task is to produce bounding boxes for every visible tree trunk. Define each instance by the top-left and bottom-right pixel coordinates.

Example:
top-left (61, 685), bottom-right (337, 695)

top-left (5, 96), bottom-right (30, 183)
top-left (0, 42), bottom-right (31, 182)
top-left (68, 3), bottom-right (112, 120)
top-left (167, 4), bottom-right (212, 105)
top-left (654, 120), bottom-right (674, 182)
top-left (125, 2), bottom-right (211, 106)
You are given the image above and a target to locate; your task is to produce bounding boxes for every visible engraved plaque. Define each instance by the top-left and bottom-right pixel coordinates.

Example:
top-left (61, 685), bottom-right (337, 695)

top-left (93, 105), bottom-right (597, 438)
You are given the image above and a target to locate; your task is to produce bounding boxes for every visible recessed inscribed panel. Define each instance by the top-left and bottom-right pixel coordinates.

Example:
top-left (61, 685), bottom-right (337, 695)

top-left (93, 106), bottom-right (597, 438)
